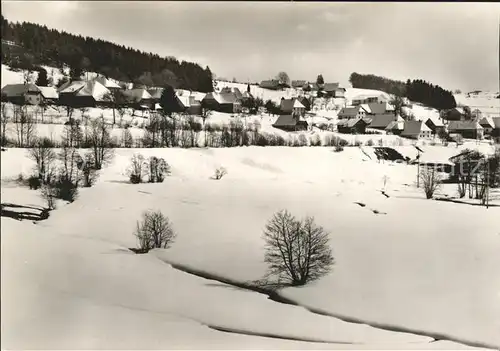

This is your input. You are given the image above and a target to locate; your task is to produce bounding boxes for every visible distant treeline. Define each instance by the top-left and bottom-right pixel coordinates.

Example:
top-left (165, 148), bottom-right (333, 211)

top-left (349, 72), bottom-right (456, 110)
top-left (1, 15), bottom-right (214, 92)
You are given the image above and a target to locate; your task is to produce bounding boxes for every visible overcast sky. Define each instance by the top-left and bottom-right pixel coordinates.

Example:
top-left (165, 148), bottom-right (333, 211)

top-left (2, 1), bottom-right (499, 91)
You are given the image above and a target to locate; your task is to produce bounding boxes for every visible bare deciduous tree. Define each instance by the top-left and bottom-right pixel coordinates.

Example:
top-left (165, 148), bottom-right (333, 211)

top-left (78, 152), bottom-right (99, 187)
top-left (14, 107), bottom-right (37, 147)
top-left (127, 153), bottom-right (147, 184)
top-left (147, 156), bottom-right (171, 183)
top-left (1, 102), bottom-right (10, 146)
top-left (263, 210), bottom-right (335, 286)
top-left (40, 183), bottom-right (57, 210)
top-left (419, 166), bottom-right (443, 199)
top-left (134, 210), bottom-right (176, 252)
top-left (27, 138), bottom-right (57, 183)
top-left (88, 117), bottom-right (115, 170)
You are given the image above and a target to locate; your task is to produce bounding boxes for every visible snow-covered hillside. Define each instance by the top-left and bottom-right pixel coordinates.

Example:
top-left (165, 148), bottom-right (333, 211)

top-left (454, 92), bottom-right (500, 117)
top-left (1, 144), bottom-right (499, 349)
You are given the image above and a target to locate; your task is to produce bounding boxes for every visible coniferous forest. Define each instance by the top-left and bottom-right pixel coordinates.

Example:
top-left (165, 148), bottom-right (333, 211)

top-left (349, 72), bottom-right (456, 110)
top-left (0, 15), bottom-right (214, 92)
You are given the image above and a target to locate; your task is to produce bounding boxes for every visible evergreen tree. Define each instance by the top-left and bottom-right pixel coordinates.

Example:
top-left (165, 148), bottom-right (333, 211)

top-left (316, 74), bottom-right (324, 86)
top-left (35, 68), bottom-right (49, 86)
top-left (159, 85), bottom-right (185, 116)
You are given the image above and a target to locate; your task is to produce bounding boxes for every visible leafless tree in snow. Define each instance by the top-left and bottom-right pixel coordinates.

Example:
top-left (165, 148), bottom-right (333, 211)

top-left (419, 166), bottom-right (443, 199)
top-left (134, 210), bottom-right (176, 251)
top-left (27, 137), bottom-right (57, 184)
top-left (88, 116), bottom-right (115, 170)
top-left (263, 210), bottom-right (335, 286)
top-left (14, 107), bottom-right (37, 147)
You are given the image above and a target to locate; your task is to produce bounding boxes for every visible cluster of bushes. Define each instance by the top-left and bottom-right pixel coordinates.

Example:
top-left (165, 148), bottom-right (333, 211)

top-left (127, 154), bottom-right (171, 184)
top-left (21, 119), bottom-right (115, 209)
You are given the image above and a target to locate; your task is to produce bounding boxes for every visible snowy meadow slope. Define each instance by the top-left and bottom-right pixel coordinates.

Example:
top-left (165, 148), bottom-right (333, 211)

top-left (1, 145), bottom-right (499, 350)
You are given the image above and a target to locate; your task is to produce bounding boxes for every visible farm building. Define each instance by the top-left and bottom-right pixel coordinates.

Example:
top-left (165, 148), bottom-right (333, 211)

top-left (94, 76), bottom-right (122, 91)
top-left (279, 98), bottom-right (306, 116)
top-left (338, 105), bottom-right (370, 120)
top-left (58, 80), bottom-right (111, 108)
top-left (352, 93), bottom-right (388, 106)
top-left (447, 120), bottom-right (484, 139)
top-left (337, 117), bottom-right (370, 134)
top-left (1, 84), bottom-right (58, 105)
top-left (259, 80), bottom-right (281, 90)
top-left (444, 107), bottom-right (467, 121)
top-left (201, 92), bottom-right (242, 113)
top-left (385, 120), bottom-right (405, 135)
top-left (272, 114), bottom-right (308, 132)
top-left (478, 117), bottom-right (495, 135)
top-left (425, 117), bottom-right (445, 135)
top-left (368, 113), bottom-right (401, 130)
top-left (122, 88), bottom-right (154, 109)
top-left (400, 120), bottom-right (433, 139)
top-left (322, 83), bottom-right (346, 98)
top-left (291, 80), bottom-right (307, 89)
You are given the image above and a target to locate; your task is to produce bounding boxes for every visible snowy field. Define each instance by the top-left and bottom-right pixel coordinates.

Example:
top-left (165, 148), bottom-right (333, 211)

top-left (1, 144), bottom-right (499, 350)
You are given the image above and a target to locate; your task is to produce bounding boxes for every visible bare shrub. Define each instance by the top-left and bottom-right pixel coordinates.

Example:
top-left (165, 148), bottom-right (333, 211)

top-left (54, 176), bottom-right (79, 202)
top-left (79, 152), bottom-right (99, 187)
top-left (134, 210), bottom-right (176, 251)
top-left (213, 167), bottom-right (227, 180)
top-left (122, 128), bottom-right (134, 148)
top-left (128, 153), bottom-right (147, 184)
top-left (334, 145), bottom-right (344, 152)
top-left (147, 156), bottom-right (171, 183)
top-left (40, 183), bottom-right (57, 210)
top-left (419, 166), bottom-right (443, 199)
top-left (366, 139), bottom-right (374, 146)
top-left (28, 175), bottom-right (41, 190)
top-left (27, 138), bottom-right (57, 184)
top-left (263, 210), bottom-right (335, 286)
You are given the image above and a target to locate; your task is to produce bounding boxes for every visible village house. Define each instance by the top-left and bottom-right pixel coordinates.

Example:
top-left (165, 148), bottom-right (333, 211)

top-left (122, 88), bottom-right (154, 109)
top-left (94, 76), bottom-right (122, 91)
top-left (385, 119), bottom-right (405, 135)
top-left (337, 105), bottom-right (369, 120)
top-left (58, 80), bottom-right (111, 108)
top-left (201, 92), bottom-right (242, 113)
top-left (147, 88), bottom-right (164, 105)
top-left (259, 80), bottom-right (281, 90)
top-left (444, 107), bottom-right (467, 121)
top-left (478, 117), bottom-right (494, 135)
top-left (400, 120), bottom-right (433, 139)
top-left (1, 84), bottom-right (59, 105)
top-left (447, 120), bottom-right (484, 139)
top-left (279, 98), bottom-right (306, 116)
top-left (425, 117), bottom-right (445, 135)
top-left (368, 113), bottom-right (400, 130)
top-left (177, 93), bottom-right (202, 115)
top-left (291, 80), bottom-right (307, 89)
top-left (352, 93), bottom-right (388, 106)
top-left (272, 114), bottom-right (308, 132)
top-left (337, 117), bottom-right (370, 134)
top-left (322, 83), bottom-right (346, 98)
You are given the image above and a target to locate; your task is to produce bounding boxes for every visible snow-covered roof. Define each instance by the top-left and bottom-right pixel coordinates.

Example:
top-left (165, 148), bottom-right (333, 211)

top-left (75, 80), bottom-right (110, 102)
top-left (293, 99), bottom-right (305, 109)
top-left (123, 88), bottom-right (153, 102)
top-left (37, 86), bottom-right (58, 99)
top-left (94, 76), bottom-right (121, 89)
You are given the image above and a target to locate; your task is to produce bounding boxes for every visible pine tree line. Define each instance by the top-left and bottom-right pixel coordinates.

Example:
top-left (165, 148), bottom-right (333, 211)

top-left (349, 72), bottom-right (456, 110)
top-left (1, 15), bottom-right (214, 92)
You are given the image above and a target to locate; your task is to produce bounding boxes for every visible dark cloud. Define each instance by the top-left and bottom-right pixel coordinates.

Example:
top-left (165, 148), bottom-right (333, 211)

top-left (2, 1), bottom-right (499, 91)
